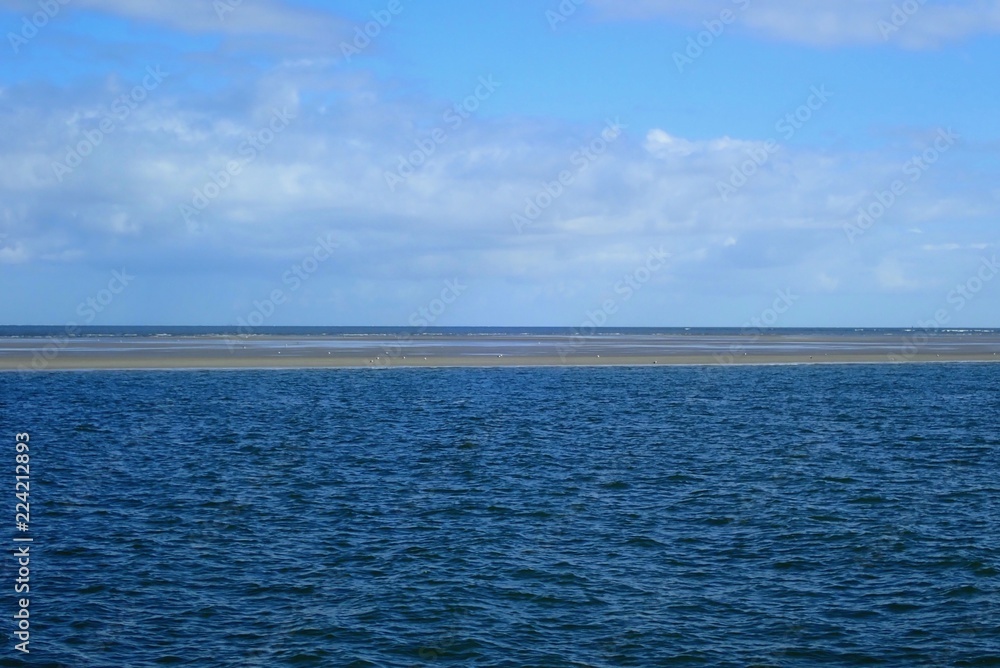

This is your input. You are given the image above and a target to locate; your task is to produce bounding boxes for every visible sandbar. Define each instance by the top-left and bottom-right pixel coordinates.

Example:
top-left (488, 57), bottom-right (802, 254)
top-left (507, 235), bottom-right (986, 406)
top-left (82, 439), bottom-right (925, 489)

top-left (2, 333), bottom-right (999, 371)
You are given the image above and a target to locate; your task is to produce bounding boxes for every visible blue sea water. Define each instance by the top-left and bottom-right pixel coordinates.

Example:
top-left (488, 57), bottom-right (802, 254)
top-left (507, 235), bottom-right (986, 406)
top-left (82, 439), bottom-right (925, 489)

top-left (1, 325), bottom-right (998, 338)
top-left (3, 363), bottom-right (1000, 666)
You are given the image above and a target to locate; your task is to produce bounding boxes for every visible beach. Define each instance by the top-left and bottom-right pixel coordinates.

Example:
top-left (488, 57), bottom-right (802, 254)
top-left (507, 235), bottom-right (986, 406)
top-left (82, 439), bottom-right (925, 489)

top-left (3, 332), bottom-right (1000, 370)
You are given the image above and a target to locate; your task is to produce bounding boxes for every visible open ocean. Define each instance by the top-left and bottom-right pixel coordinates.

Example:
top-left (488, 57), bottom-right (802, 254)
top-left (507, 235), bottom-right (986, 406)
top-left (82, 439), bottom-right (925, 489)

top-left (2, 325), bottom-right (999, 337)
top-left (4, 360), bottom-right (1000, 666)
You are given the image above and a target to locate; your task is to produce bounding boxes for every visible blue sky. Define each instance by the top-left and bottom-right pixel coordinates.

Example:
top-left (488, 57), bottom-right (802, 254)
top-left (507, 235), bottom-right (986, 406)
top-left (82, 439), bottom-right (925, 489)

top-left (1, 0), bottom-right (999, 327)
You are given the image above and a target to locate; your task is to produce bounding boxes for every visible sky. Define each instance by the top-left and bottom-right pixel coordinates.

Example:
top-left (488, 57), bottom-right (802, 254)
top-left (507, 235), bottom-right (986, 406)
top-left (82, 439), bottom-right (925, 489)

top-left (1, 0), bottom-right (999, 328)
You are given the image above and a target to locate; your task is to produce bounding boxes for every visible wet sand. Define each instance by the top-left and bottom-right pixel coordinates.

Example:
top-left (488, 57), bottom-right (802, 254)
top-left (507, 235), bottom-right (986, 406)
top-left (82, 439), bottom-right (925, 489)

top-left (2, 333), bottom-right (999, 370)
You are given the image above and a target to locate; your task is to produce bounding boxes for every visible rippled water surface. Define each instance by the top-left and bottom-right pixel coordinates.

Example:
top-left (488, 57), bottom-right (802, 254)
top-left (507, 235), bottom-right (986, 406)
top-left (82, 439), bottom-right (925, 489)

top-left (4, 364), bottom-right (1000, 666)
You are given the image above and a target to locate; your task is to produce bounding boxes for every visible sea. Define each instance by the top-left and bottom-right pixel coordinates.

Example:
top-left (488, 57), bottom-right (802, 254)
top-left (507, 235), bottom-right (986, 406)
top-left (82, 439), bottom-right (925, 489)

top-left (1, 325), bottom-right (998, 338)
top-left (2, 327), bottom-right (999, 666)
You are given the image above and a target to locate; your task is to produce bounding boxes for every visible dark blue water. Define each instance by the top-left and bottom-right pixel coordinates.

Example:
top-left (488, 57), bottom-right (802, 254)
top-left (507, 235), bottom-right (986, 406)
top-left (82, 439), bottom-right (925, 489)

top-left (3, 364), bottom-right (1000, 666)
top-left (2, 325), bottom-right (998, 338)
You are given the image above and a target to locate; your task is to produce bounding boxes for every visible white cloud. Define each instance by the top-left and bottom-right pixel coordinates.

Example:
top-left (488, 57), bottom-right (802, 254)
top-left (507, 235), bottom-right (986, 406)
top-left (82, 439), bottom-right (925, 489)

top-left (876, 258), bottom-right (922, 290)
top-left (588, 0), bottom-right (1000, 48)
top-left (921, 242), bottom-right (992, 251)
top-left (1, 60), bottom-right (997, 324)
top-left (0, 0), bottom-right (351, 52)
top-left (644, 129), bottom-right (759, 158)
top-left (0, 239), bottom-right (27, 264)
top-left (817, 273), bottom-right (840, 291)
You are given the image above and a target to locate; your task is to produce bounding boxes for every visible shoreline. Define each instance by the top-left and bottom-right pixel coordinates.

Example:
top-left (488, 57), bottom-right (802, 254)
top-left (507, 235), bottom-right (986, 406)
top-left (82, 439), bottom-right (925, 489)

top-left (3, 333), bottom-right (1000, 371)
top-left (4, 354), bottom-right (1000, 372)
